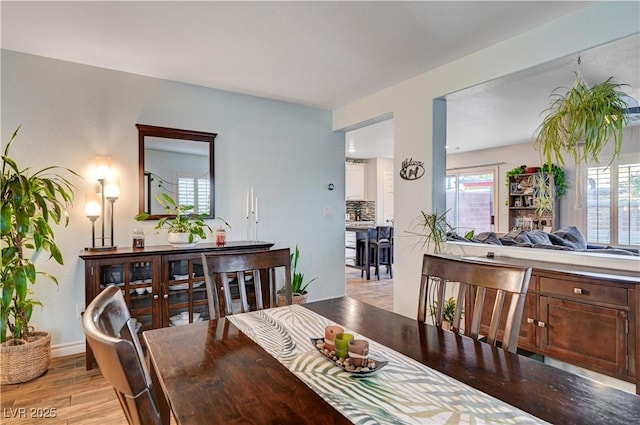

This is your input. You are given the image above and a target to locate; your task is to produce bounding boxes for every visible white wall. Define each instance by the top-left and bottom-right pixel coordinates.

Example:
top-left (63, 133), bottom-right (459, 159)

top-left (1, 51), bottom-right (346, 351)
top-left (333, 2), bottom-right (640, 319)
top-left (374, 158), bottom-right (394, 224)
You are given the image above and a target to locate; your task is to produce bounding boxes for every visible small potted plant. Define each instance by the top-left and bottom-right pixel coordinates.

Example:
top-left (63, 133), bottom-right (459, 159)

top-left (1, 126), bottom-right (78, 384)
top-left (278, 245), bottom-right (317, 305)
top-left (135, 193), bottom-right (229, 248)
top-left (430, 297), bottom-right (458, 331)
top-left (407, 210), bottom-right (452, 254)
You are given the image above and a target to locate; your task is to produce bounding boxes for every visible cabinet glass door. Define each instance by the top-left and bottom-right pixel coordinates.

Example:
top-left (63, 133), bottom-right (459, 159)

top-left (97, 258), bottom-right (156, 335)
top-left (166, 258), bottom-right (209, 327)
top-left (128, 261), bottom-right (154, 334)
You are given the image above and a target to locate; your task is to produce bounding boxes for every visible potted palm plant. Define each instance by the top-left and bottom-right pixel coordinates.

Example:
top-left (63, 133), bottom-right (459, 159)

top-left (135, 193), bottom-right (229, 248)
top-left (1, 127), bottom-right (77, 384)
top-left (408, 210), bottom-right (452, 254)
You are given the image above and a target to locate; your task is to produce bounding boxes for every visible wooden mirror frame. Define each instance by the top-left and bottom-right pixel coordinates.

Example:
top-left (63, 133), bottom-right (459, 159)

top-left (137, 124), bottom-right (216, 220)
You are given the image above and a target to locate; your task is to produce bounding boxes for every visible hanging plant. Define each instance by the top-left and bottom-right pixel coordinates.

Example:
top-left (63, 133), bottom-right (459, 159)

top-left (534, 60), bottom-right (630, 168)
top-left (534, 174), bottom-right (553, 216)
top-left (540, 163), bottom-right (567, 198)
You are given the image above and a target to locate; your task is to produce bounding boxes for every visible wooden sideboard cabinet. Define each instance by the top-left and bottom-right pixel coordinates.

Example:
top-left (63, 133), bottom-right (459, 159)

top-left (467, 256), bottom-right (638, 386)
top-left (79, 241), bottom-right (274, 370)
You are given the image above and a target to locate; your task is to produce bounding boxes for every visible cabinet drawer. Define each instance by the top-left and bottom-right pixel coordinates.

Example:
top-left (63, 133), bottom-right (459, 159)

top-left (539, 277), bottom-right (628, 307)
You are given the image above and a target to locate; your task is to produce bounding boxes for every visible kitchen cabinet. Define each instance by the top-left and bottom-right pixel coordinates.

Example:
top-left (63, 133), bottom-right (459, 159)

top-left (346, 163), bottom-right (366, 200)
top-left (80, 241), bottom-right (273, 369)
top-left (469, 256), bottom-right (637, 384)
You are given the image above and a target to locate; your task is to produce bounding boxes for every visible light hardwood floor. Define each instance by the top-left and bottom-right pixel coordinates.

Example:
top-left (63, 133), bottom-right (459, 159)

top-left (0, 270), bottom-right (393, 425)
top-left (345, 266), bottom-right (393, 311)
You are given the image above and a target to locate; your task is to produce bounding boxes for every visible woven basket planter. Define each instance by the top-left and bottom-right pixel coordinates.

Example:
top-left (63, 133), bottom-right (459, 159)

top-left (277, 292), bottom-right (309, 306)
top-left (0, 331), bottom-right (51, 384)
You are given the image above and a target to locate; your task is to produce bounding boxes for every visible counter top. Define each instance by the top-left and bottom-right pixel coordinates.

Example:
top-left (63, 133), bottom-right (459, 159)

top-left (346, 222), bottom-right (392, 229)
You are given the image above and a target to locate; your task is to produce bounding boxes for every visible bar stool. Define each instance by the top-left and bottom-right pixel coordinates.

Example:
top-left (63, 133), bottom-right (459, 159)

top-left (371, 226), bottom-right (393, 280)
top-left (357, 226), bottom-right (393, 280)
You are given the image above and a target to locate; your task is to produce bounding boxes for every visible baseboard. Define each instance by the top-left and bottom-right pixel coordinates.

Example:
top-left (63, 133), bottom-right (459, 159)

top-left (51, 340), bottom-right (85, 358)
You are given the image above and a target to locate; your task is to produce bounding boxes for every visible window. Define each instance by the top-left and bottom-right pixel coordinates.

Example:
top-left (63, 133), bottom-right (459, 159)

top-left (177, 173), bottom-right (210, 215)
top-left (446, 167), bottom-right (497, 234)
top-left (587, 163), bottom-right (640, 247)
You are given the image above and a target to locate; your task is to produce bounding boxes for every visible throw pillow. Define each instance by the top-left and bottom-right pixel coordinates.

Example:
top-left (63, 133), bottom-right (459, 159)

top-left (527, 230), bottom-right (552, 246)
top-left (472, 232), bottom-right (503, 245)
top-left (552, 226), bottom-right (587, 250)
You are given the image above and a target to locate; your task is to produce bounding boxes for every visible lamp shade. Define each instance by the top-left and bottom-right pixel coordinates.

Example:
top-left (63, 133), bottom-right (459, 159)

top-left (85, 193), bottom-right (101, 218)
top-left (94, 156), bottom-right (112, 180)
top-left (104, 176), bottom-right (120, 199)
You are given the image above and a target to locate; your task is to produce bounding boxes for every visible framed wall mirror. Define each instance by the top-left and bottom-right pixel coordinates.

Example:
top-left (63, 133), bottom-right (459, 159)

top-left (137, 124), bottom-right (216, 219)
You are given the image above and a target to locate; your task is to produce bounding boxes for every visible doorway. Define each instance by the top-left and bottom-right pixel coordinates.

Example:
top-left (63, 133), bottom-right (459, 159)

top-left (345, 118), bottom-right (394, 311)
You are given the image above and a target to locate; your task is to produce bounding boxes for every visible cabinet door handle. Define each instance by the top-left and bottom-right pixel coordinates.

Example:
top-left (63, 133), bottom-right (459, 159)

top-left (527, 318), bottom-right (536, 324)
top-left (153, 294), bottom-right (159, 300)
top-left (573, 287), bottom-right (583, 294)
top-left (537, 321), bottom-right (546, 328)
top-left (163, 294), bottom-right (168, 299)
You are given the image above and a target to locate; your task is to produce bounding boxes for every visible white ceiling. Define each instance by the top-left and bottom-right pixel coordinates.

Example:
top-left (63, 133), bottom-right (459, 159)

top-left (446, 33), bottom-right (640, 154)
top-left (4, 1), bottom-right (635, 158)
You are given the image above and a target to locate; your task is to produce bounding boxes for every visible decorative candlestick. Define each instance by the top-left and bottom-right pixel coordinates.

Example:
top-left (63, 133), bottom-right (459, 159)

top-left (245, 188), bottom-right (259, 242)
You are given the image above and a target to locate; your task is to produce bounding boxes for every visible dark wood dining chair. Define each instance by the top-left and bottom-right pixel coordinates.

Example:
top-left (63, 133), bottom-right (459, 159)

top-left (202, 248), bottom-right (293, 318)
top-left (417, 254), bottom-right (532, 353)
top-left (82, 285), bottom-right (164, 425)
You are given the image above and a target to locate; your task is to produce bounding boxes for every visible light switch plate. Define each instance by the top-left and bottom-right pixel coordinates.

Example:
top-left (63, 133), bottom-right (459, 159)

top-left (323, 207), bottom-right (334, 218)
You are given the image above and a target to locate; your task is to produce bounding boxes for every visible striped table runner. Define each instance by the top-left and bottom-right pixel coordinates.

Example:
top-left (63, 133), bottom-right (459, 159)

top-left (227, 305), bottom-right (548, 425)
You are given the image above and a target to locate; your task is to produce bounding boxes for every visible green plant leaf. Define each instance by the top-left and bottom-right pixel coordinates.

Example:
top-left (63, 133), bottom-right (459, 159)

top-left (1, 126), bottom-right (76, 341)
top-left (535, 75), bottom-right (629, 168)
top-left (290, 244), bottom-right (316, 294)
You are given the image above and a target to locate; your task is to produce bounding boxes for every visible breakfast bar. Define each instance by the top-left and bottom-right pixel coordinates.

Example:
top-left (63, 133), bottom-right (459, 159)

top-left (346, 224), bottom-right (393, 280)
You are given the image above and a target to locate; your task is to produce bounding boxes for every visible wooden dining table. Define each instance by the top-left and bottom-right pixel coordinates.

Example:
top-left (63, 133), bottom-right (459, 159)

top-left (143, 297), bottom-right (640, 425)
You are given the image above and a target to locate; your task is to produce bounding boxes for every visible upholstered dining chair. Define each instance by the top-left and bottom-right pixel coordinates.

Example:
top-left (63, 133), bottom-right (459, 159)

top-left (417, 253), bottom-right (532, 353)
top-left (82, 285), bottom-right (164, 425)
top-left (202, 248), bottom-right (293, 318)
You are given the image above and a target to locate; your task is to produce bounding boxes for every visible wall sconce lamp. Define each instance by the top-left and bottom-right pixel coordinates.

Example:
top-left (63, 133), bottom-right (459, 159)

top-left (85, 157), bottom-right (118, 251)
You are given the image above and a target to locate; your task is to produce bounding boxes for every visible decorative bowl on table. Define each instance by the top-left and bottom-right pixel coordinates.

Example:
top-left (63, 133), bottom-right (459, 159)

top-left (311, 337), bottom-right (388, 376)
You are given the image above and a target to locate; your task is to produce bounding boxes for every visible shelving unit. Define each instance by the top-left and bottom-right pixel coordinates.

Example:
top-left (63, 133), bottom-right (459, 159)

top-left (80, 241), bottom-right (273, 369)
top-left (507, 172), bottom-right (558, 232)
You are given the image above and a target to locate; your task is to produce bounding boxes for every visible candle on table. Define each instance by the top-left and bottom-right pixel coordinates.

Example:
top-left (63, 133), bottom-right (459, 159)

top-left (245, 191), bottom-right (249, 219)
top-left (348, 339), bottom-right (369, 367)
top-left (334, 333), bottom-right (353, 359)
top-left (324, 325), bottom-right (344, 351)
top-left (250, 187), bottom-right (254, 213)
